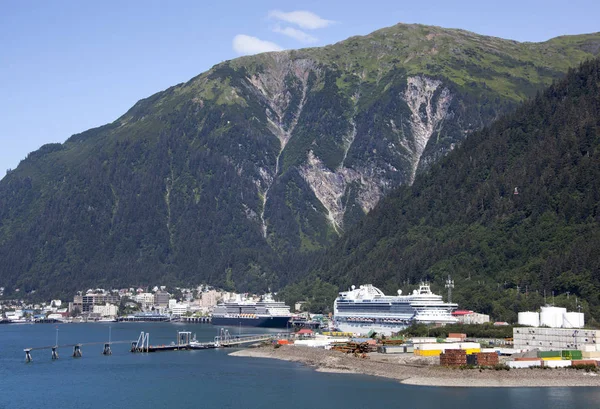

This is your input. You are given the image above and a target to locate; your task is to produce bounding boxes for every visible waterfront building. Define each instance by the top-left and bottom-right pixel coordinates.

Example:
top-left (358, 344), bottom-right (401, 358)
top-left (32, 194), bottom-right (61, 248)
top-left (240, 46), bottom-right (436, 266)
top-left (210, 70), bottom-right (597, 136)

top-left (74, 293), bottom-right (120, 313)
top-left (514, 327), bottom-right (600, 351)
top-left (92, 303), bottom-right (119, 317)
top-left (171, 303), bottom-right (189, 316)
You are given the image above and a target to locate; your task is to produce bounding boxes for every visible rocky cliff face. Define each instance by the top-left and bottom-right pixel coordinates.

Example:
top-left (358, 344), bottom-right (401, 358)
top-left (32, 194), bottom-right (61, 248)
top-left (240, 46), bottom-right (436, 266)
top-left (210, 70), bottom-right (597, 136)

top-left (2, 24), bottom-right (600, 296)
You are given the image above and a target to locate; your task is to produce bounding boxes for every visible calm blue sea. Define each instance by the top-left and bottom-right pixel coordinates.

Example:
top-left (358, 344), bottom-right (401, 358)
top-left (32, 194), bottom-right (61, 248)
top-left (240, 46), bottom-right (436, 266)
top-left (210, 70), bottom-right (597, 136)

top-left (1, 322), bottom-right (599, 409)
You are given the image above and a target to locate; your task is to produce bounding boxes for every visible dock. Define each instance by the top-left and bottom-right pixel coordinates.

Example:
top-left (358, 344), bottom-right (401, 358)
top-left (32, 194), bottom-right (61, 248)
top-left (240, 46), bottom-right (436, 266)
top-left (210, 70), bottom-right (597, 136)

top-left (130, 329), bottom-right (294, 352)
top-left (181, 316), bottom-right (211, 323)
top-left (23, 328), bottom-right (294, 361)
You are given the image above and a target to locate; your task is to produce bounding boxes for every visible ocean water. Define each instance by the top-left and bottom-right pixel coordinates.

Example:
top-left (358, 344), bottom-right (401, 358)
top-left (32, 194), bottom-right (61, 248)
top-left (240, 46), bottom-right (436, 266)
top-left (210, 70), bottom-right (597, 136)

top-left (1, 322), bottom-right (599, 409)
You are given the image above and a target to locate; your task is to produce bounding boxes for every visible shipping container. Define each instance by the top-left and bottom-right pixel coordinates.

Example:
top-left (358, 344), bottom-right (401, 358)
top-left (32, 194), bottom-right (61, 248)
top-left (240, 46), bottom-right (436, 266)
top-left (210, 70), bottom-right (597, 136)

top-left (571, 360), bottom-right (598, 366)
top-left (538, 351), bottom-right (562, 358)
top-left (382, 346), bottom-right (405, 354)
top-left (544, 360), bottom-right (572, 368)
top-left (508, 360), bottom-right (542, 368)
top-left (415, 349), bottom-right (443, 356)
top-left (458, 342), bottom-right (481, 349)
top-left (562, 350), bottom-right (583, 360)
top-left (411, 337), bottom-right (438, 344)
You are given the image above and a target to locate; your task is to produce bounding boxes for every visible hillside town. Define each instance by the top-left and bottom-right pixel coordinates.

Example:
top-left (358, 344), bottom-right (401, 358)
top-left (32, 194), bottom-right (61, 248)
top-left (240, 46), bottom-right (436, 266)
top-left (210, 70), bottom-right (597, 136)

top-left (0, 285), bottom-right (298, 323)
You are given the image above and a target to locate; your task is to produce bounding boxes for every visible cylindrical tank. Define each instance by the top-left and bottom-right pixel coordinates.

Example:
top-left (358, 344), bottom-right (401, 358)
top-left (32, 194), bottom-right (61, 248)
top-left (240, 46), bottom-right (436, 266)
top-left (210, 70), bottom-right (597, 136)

top-left (540, 306), bottom-right (566, 328)
top-left (518, 312), bottom-right (540, 327)
top-left (563, 312), bottom-right (585, 328)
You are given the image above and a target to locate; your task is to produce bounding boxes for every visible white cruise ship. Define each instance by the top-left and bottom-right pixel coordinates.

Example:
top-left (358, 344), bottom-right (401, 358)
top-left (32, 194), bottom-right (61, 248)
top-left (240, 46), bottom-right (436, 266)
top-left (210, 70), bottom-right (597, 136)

top-left (211, 294), bottom-right (292, 328)
top-left (333, 283), bottom-right (458, 335)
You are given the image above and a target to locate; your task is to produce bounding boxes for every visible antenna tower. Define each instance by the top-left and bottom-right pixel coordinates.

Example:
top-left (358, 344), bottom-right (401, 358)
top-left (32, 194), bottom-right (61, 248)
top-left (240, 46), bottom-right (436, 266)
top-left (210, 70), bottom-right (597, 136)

top-left (445, 275), bottom-right (455, 303)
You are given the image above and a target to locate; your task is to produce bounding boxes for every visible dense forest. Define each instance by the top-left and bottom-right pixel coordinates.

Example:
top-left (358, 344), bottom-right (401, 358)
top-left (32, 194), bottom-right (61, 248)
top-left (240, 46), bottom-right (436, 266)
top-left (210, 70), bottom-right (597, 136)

top-left (284, 59), bottom-right (600, 323)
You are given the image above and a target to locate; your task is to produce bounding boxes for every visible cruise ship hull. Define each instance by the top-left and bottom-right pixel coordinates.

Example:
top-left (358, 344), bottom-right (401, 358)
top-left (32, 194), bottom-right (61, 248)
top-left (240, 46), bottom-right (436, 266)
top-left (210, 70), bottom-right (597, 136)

top-left (211, 316), bottom-right (291, 328)
top-left (335, 321), bottom-right (409, 336)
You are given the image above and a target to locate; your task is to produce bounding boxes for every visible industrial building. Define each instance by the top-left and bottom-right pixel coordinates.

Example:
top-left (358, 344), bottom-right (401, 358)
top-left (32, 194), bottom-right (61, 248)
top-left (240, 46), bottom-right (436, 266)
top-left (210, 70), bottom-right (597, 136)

top-left (513, 327), bottom-right (600, 351)
top-left (451, 310), bottom-right (490, 324)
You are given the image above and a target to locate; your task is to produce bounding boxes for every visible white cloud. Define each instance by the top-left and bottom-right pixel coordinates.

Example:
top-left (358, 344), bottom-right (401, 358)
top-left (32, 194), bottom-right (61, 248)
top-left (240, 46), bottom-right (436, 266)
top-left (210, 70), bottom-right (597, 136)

top-left (273, 25), bottom-right (318, 43)
top-left (232, 34), bottom-right (283, 56)
top-left (268, 10), bottom-right (334, 30)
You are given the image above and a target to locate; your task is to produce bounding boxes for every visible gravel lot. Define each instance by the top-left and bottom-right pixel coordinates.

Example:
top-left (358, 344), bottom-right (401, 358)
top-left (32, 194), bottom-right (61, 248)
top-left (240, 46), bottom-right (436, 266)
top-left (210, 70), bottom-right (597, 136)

top-left (230, 345), bottom-right (600, 387)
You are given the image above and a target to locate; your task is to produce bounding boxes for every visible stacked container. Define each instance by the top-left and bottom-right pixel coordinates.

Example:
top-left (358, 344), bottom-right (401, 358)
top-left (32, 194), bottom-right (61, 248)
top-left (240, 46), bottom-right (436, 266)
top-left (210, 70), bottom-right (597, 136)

top-left (475, 352), bottom-right (499, 366)
top-left (440, 349), bottom-right (467, 366)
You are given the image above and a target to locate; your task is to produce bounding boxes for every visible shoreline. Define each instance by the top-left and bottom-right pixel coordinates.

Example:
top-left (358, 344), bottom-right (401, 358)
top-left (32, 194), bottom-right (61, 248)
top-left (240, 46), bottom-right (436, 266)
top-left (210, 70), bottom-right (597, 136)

top-left (229, 346), bottom-right (600, 388)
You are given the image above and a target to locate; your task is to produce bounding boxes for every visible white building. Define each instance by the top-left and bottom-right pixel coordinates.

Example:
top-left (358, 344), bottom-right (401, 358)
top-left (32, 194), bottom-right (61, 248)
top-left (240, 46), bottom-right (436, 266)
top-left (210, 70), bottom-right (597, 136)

top-left (514, 327), bottom-right (600, 351)
top-left (171, 303), bottom-right (189, 316)
top-left (93, 303), bottom-right (119, 317)
top-left (135, 293), bottom-right (155, 307)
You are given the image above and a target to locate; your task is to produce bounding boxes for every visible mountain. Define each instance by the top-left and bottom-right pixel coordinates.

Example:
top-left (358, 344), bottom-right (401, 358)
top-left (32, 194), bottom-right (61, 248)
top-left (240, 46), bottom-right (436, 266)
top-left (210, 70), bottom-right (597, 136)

top-left (1, 24), bottom-right (600, 298)
top-left (303, 58), bottom-right (600, 322)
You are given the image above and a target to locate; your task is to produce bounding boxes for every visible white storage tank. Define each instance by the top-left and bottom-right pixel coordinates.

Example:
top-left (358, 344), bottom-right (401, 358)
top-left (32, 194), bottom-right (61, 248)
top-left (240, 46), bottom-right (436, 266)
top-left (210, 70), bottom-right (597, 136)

top-left (518, 312), bottom-right (540, 327)
top-left (563, 312), bottom-right (585, 328)
top-left (540, 306), bottom-right (566, 328)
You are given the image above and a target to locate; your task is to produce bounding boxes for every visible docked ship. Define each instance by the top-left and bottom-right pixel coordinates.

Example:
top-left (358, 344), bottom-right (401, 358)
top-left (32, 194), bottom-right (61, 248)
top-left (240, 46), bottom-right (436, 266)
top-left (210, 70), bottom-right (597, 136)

top-left (333, 283), bottom-right (458, 335)
top-left (211, 294), bottom-right (292, 328)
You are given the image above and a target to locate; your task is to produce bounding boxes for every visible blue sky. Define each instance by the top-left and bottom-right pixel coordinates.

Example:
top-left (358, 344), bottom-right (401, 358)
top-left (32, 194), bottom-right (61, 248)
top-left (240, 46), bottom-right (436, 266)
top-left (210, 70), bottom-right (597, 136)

top-left (1, 0), bottom-right (599, 177)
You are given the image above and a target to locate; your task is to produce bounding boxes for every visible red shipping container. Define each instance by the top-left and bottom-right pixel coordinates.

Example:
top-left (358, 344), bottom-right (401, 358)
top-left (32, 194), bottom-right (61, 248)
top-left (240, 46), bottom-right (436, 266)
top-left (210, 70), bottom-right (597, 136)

top-left (571, 360), bottom-right (598, 366)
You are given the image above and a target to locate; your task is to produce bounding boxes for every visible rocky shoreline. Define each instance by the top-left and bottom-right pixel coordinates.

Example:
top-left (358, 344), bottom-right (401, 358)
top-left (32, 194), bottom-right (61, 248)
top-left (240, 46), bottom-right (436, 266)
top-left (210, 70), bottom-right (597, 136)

top-left (229, 345), bottom-right (600, 387)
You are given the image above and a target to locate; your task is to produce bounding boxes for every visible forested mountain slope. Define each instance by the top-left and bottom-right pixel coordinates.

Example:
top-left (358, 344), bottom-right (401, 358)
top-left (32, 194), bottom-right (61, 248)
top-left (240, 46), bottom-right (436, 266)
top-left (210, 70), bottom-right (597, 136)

top-left (1, 24), bottom-right (600, 298)
top-left (305, 59), bottom-right (600, 322)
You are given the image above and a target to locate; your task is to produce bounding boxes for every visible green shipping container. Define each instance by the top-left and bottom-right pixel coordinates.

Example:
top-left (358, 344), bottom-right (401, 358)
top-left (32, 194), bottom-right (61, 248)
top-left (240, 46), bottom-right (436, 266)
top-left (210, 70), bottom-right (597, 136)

top-left (562, 350), bottom-right (583, 360)
top-left (538, 351), bottom-right (562, 358)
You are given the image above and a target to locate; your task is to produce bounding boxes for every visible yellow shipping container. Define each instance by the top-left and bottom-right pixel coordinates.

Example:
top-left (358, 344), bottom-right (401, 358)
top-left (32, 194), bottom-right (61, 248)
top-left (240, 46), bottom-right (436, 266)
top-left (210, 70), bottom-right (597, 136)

top-left (415, 349), bottom-right (443, 356)
top-left (464, 349), bottom-right (481, 355)
top-left (542, 357), bottom-right (563, 361)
